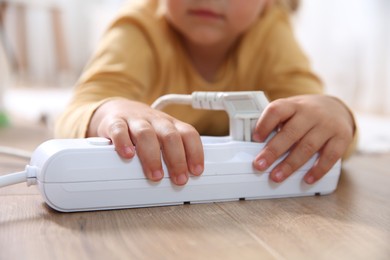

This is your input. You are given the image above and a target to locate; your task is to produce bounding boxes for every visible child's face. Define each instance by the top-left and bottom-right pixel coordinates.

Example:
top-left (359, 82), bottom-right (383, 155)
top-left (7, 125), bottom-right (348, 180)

top-left (161, 0), bottom-right (269, 47)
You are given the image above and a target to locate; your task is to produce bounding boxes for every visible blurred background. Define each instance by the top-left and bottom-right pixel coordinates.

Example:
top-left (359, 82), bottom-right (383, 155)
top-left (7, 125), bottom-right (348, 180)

top-left (0, 0), bottom-right (389, 153)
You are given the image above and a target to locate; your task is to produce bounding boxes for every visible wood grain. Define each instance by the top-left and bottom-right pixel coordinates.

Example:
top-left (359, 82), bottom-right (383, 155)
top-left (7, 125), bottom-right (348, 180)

top-left (1, 122), bottom-right (389, 260)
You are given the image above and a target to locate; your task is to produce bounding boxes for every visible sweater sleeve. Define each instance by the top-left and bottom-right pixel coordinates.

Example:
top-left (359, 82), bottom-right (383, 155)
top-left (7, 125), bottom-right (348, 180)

top-left (54, 16), bottom-right (156, 138)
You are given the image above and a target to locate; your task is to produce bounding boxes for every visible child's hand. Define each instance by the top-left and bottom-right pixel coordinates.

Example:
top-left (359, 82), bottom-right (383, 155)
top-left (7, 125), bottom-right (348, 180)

top-left (87, 99), bottom-right (204, 186)
top-left (252, 95), bottom-right (354, 184)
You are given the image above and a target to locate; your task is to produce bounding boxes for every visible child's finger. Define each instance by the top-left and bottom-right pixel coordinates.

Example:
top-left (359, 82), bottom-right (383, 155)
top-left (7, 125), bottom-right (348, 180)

top-left (253, 112), bottom-right (314, 172)
top-left (303, 137), bottom-right (347, 184)
top-left (268, 126), bottom-right (330, 183)
top-left (253, 99), bottom-right (295, 142)
top-left (128, 119), bottom-right (165, 182)
top-left (153, 119), bottom-right (190, 186)
top-left (175, 121), bottom-right (204, 176)
top-left (104, 117), bottom-right (135, 159)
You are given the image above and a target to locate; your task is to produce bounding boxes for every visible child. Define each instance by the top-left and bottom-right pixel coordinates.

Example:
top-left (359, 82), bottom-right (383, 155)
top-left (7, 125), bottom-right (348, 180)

top-left (55, 0), bottom-right (356, 186)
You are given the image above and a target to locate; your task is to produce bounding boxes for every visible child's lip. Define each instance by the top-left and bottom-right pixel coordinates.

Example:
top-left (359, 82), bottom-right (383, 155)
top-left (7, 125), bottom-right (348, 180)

top-left (188, 9), bottom-right (224, 19)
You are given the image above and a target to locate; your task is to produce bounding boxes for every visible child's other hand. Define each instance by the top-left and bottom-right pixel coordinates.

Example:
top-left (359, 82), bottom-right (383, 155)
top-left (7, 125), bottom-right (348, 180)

top-left (252, 95), bottom-right (354, 184)
top-left (87, 99), bottom-right (204, 186)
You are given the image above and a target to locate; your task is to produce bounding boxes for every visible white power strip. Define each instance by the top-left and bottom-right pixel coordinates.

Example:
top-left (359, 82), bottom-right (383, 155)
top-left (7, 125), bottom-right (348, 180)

top-left (0, 91), bottom-right (342, 212)
top-left (29, 136), bottom-right (340, 212)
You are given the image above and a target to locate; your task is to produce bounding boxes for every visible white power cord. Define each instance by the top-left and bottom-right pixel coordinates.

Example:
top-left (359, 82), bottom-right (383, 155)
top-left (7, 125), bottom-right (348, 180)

top-left (0, 171), bottom-right (28, 187)
top-left (0, 165), bottom-right (37, 188)
top-left (0, 147), bottom-right (34, 188)
top-left (151, 94), bottom-right (193, 110)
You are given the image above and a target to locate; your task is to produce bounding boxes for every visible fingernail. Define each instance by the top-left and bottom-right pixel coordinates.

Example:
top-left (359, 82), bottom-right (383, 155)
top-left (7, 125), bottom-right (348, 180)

top-left (123, 145), bottom-right (135, 156)
top-left (273, 170), bottom-right (284, 182)
top-left (305, 175), bottom-right (315, 184)
top-left (175, 174), bottom-right (188, 185)
top-left (252, 133), bottom-right (262, 142)
top-left (256, 159), bottom-right (267, 170)
top-left (192, 165), bottom-right (203, 176)
top-left (152, 170), bottom-right (163, 180)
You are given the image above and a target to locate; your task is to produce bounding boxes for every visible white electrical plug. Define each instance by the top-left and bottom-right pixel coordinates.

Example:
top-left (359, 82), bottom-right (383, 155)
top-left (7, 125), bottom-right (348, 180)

top-left (152, 91), bottom-right (269, 141)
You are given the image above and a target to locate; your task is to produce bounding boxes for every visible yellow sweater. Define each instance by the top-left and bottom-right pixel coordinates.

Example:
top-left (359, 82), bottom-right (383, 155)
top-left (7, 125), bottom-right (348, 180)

top-left (55, 0), bottom-right (323, 138)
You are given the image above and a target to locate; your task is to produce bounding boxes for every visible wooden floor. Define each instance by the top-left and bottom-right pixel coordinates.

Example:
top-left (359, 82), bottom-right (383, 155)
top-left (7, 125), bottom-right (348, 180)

top-left (0, 121), bottom-right (389, 260)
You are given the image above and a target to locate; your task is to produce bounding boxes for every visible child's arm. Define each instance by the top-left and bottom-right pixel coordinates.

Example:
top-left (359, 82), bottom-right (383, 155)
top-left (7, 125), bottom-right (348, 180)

top-left (252, 94), bottom-right (355, 184)
top-left (87, 98), bottom-right (204, 186)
